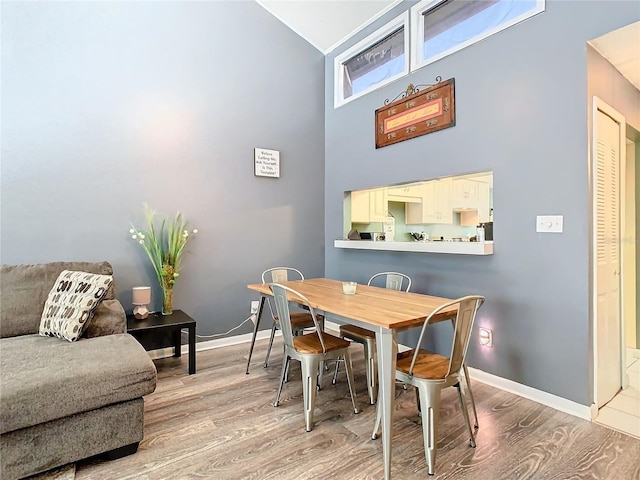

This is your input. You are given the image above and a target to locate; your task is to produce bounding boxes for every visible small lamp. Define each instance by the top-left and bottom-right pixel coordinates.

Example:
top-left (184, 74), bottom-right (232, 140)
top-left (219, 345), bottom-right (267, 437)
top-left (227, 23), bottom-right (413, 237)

top-left (132, 286), bottom-right (151, 319)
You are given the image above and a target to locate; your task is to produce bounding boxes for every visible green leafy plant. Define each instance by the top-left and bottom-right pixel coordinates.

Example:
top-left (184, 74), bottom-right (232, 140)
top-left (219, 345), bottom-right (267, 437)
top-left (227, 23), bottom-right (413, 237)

top-left (129, 204), bottom-right (197, 314)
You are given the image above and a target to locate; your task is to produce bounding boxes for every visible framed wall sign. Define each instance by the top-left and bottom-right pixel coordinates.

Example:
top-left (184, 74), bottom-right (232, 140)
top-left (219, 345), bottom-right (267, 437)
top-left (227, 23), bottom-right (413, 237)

top-left (254, 148), bottom-right (280, 178)
top-left (375, 78), bottom-right (456, 149)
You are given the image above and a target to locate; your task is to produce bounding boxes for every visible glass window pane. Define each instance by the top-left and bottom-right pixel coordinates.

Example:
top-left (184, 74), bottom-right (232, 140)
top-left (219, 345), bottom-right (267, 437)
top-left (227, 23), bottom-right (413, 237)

top-left (422, 0), bottom-right (538, 61)
top-left (344, 27), bottom-right (405, 98)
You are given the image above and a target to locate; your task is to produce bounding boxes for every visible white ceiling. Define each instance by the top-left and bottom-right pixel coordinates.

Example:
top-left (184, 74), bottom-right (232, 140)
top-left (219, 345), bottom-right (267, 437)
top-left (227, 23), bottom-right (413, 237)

top-left (257, 2), bottom-right (639, 90)
top-left (257, 0), bottom-right (400, 54)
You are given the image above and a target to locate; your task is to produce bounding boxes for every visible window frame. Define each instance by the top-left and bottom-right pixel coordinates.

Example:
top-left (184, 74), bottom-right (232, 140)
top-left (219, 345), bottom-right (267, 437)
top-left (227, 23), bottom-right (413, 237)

top-left (334, 11), bottom-right (409, 109)
top-left (410, 0), bottom-right (545, 72)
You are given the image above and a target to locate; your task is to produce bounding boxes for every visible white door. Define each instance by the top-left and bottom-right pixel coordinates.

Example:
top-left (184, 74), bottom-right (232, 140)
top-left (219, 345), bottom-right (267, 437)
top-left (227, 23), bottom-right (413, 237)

top-left (594, 99), bottom-right (626, 408)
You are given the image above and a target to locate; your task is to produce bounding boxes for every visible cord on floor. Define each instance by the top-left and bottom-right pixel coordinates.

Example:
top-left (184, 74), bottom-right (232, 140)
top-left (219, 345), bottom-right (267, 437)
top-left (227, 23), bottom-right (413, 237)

top-left (180, 315), bottom-right (256, 339)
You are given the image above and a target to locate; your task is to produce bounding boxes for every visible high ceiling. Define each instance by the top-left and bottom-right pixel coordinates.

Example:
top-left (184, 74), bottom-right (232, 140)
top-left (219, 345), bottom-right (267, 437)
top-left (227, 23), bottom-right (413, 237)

top-left (257, 0), bottom-right (399, 53)
top-left (257, 1), bottom-right (639, 90)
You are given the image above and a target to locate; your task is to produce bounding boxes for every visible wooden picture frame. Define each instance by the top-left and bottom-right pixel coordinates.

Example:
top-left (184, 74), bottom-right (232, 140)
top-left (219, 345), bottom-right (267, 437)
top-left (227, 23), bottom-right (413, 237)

top-left (375, 78), bottom-right (455, 148)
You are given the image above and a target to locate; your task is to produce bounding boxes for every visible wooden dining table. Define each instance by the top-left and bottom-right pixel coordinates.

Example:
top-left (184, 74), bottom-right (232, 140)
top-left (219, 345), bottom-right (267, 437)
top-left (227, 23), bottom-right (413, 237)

top-left (246, 278), bottom-right (456, 480)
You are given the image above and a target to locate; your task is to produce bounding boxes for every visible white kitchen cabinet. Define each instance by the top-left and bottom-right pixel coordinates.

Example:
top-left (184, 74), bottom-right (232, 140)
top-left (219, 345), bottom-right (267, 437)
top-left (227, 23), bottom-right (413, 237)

top-left (351, 188), bottom-right (388, 223)
top-left (451, 179), bottom-right (478, 209)
top-left (406, 178), bottom-right (452, 224)
top-left (477, 181), bottom-right (491, 223)
top-left (457, 180), bottom-right (491, 226)
top-left (386, 184), bottom-right (423, 203)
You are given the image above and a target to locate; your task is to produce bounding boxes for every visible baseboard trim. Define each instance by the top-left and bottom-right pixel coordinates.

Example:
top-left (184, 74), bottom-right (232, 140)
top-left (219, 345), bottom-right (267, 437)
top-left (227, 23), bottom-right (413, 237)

top-left (145, 328), bottom-right (276, 360)
top-left (148, 320), bottom-right (593, 421)
top-left (467, 367), bottom-right (593, 420)
top-left (328, 319), bottom-right (592, 420)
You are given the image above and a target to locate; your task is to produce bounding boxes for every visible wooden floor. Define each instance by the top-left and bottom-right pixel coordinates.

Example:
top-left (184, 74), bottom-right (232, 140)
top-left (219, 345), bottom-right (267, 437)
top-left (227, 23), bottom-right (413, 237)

top-left (76, 338), bottom-right (640, 479)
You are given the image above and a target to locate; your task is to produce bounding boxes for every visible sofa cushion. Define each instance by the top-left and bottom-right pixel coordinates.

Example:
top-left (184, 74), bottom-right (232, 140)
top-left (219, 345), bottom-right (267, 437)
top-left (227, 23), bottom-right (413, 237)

top-left (82, 299), bottom-right (127, 338)
top-left (0, 261), bottom-right (115, 338)
top-left (0, 334), bottom-right (156, 434)
top-left (39, 270), bottom-right (113, 342)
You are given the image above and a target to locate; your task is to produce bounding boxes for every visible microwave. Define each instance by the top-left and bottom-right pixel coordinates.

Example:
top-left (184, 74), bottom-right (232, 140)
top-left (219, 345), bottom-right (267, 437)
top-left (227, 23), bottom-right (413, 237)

top-left (360, 232), bottom-right (385, 241)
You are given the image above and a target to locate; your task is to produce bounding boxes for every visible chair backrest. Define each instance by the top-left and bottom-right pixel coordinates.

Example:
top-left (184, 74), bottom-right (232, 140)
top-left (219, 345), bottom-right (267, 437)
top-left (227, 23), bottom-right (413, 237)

top-left (409, 295), bottom-right (485, 379)
top-left (262, 267), bottom-right (304, 320)
top-left (269, 283), bottom-right (326, 352)
top-left (368, 272), bottom-right (412, 292)
top-left (262, 267), bottom-right (304, 284)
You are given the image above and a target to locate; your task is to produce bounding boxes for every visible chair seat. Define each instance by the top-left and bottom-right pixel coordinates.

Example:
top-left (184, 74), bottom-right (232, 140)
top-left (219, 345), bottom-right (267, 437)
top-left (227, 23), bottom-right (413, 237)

top-left (293, 332), bottom-right (350, 354)
top-left (275, 312), bottom-right (321, 329)
top-left (396, 349), bottom-right (450, 380)
top-left (339, 324), bottom-right (375, 341)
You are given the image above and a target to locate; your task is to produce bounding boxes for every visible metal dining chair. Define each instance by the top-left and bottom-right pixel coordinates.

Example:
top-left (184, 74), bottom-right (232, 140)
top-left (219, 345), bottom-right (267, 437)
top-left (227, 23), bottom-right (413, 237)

top-left (270, 283), bottom-right (359, 432)
top-left (332, 272), bottom-right (412, 405)
top-left (371, 295), bottom-right (485, 476)
top-left (262, 267), bottom-right (323, 369)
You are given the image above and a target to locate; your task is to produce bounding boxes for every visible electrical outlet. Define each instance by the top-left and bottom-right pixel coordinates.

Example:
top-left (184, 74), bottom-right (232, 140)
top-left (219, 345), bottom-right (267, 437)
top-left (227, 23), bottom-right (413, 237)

top-left (479, 327), bottom-right (493, 347)
top-left (250, 301), bottom-right (259, 314)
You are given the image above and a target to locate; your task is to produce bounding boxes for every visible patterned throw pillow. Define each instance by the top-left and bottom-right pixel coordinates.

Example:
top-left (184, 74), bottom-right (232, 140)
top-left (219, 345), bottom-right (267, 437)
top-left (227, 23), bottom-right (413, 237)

top-left (39, 270), bottom-right (113, 342)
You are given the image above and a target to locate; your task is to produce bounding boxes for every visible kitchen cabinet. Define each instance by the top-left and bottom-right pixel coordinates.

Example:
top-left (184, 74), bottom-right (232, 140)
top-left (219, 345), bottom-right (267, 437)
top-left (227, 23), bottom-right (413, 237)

top-left (451, 179), bottom-right (478, 210)
top-left (456, 180), bottom-right (491, 226)
top-left (351, 188), bottom-right (388, 223)
top-left (386, 184), bottom-right (423, 203)
top-left (477, 181), bottom-right (491, 223)
top-left (406, 178), bottom-right (452, 224)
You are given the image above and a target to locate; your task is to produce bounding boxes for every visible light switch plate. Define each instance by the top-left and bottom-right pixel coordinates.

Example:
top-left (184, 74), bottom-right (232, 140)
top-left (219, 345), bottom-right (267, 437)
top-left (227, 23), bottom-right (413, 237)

top-left (536, 215), bottom-right (563, 233)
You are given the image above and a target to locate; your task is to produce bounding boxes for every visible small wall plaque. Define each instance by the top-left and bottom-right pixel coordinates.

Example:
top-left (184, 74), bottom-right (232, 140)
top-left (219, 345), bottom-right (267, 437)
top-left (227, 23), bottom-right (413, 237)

top-left (254, 148), bottom-right (280, 178)
top-left (375, 78), bottom-right (456, 149)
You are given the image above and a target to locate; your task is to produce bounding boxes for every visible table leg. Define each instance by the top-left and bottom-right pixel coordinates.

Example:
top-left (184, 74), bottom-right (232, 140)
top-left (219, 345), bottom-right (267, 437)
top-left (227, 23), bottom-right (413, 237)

top-left (377, 328), bottom-right (397, 480)
top-left (188, 324), bottom-right (196, 374)
top-left (173, 328), bottom-right (182, 357)
top-left (245, 296), bottom-right (266, 374)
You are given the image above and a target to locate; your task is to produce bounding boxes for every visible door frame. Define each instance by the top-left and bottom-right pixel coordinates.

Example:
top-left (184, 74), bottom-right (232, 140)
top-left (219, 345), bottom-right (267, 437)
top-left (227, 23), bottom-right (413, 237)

top-left (591, 96), bottom-right (627, 411)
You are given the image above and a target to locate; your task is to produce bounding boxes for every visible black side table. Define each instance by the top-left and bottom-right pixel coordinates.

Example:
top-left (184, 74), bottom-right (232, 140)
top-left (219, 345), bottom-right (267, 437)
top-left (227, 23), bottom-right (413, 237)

top-left (127, 310), bottom-right (196, 374)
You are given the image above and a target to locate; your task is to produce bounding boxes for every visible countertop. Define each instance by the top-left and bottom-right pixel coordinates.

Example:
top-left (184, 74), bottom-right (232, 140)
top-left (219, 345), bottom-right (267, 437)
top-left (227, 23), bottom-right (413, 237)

top-left (334, 239), bottom-right (493, 255)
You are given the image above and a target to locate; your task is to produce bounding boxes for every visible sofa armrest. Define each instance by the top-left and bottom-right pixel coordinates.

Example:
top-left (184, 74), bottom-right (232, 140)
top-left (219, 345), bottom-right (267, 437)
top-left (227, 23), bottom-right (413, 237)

top-left (83, 299), bottom-right (126, 338)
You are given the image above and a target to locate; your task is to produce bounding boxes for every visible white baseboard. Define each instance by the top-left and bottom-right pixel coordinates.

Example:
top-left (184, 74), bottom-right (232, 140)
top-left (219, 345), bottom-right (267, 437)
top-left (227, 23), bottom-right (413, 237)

top-left (148, 320), bottom-right (594, 421)
top-left (145, 328), bottom-right (276, 360)
top-left (467, 367), bottom-right (593, 420)
top-left (326, 319), bottom-right (593, 420)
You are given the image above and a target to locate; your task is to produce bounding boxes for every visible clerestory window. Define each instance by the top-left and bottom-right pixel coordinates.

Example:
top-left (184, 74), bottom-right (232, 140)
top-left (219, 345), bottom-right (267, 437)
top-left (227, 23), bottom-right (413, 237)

top-left (334, 12), bottom-right (409, 108)
top-left (410, 0), bottom-right (545, 70)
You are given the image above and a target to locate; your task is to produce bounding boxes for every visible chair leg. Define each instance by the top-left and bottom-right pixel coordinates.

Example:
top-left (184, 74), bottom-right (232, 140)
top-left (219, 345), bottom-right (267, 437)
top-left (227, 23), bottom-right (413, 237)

top-left (300, 357), bottom-right (320, 432)
top-left (317, 360), bottom-right (325, 390)
top-left (332, 357), bottom-right (341, 385)
top-left (274, 354), bottom-right (290, 407)
top-left (462, 363), bottom-right (479, 429)
top-left (284, 347), bottom-right (291, 383)
top-left (363, 341), bottom-right (378, 405)
top-left (417, 382), bottom-right (442, 476)
top-left (371, 398), bottom-right (382, 440)
top-left (264, 322), bottom-right (278, 368)
top-left (342, 351), bottom-right (360, 414)
top-left (456, 383), bottom-right (476, 448)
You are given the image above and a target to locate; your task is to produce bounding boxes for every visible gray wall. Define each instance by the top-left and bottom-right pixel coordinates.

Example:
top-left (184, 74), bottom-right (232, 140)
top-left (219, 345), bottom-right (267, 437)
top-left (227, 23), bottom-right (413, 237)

top-left (324, 0), bottom-right (638, 405)
top-left (1, 1), bottom-right (326, 337)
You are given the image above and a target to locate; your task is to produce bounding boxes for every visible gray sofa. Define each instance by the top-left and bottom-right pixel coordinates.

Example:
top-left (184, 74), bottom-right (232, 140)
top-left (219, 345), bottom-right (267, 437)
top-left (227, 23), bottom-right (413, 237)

top-left (0, 261), bottom-right (157, 480)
